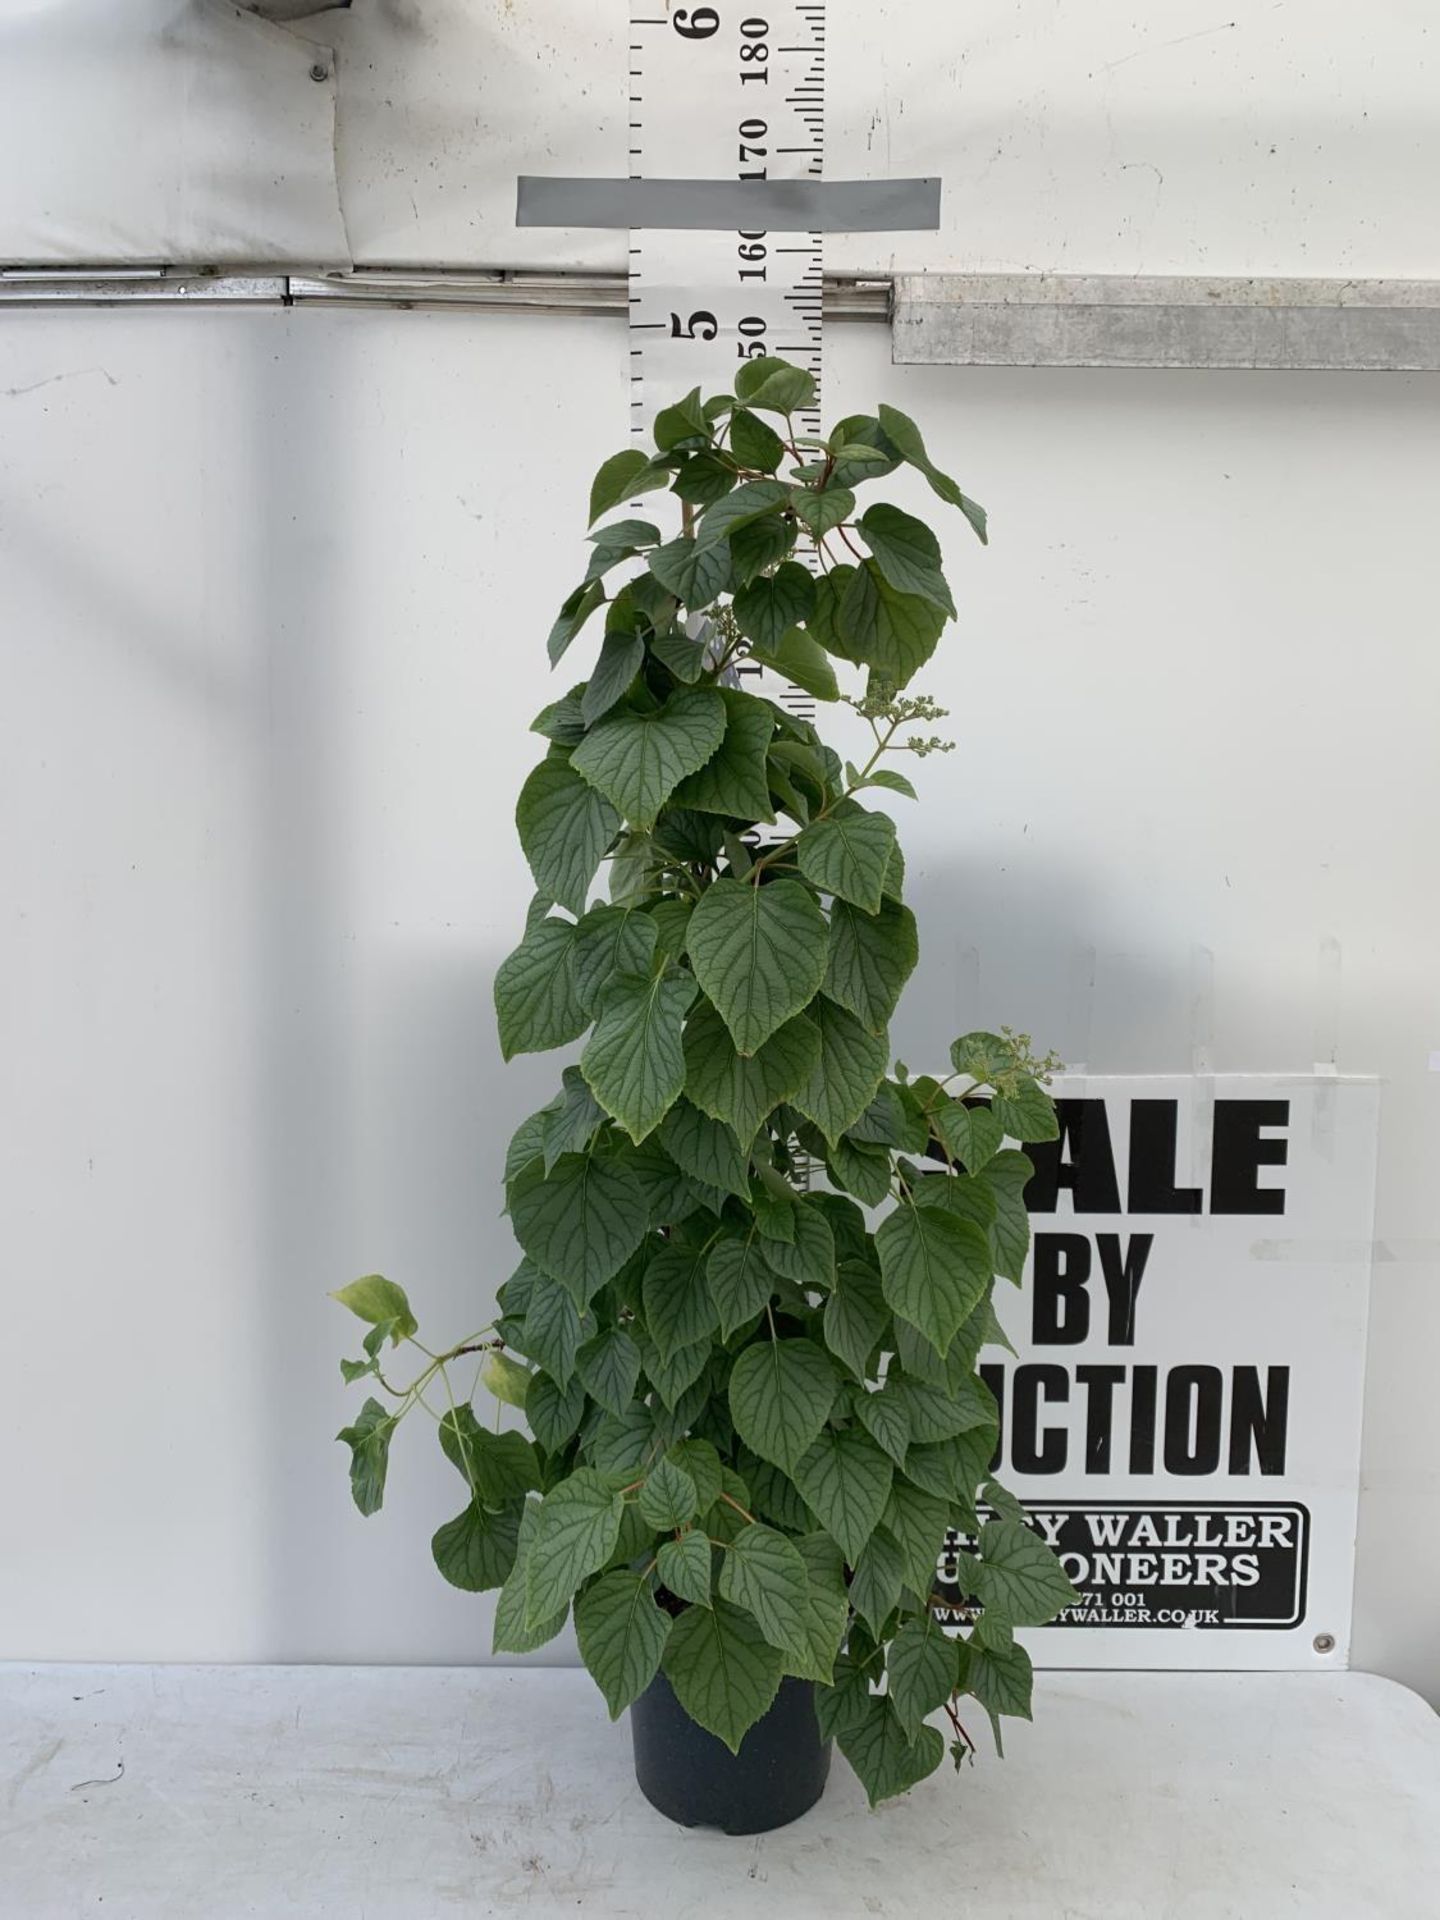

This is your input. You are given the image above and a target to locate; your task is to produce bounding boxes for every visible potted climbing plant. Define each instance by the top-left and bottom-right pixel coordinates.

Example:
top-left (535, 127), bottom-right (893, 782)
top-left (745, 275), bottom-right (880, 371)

top-left (333, 356), bottom-right (1076, 1829)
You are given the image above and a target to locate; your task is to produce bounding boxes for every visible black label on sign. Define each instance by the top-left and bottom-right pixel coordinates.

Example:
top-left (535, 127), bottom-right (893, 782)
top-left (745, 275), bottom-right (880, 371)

top-left (933, 1502), bottom-right (1310, 1630)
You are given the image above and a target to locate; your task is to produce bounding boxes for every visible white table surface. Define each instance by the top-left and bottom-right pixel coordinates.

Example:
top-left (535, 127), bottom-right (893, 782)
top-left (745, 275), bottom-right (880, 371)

top-left (3, 1663), bottom-right (1437, 1918)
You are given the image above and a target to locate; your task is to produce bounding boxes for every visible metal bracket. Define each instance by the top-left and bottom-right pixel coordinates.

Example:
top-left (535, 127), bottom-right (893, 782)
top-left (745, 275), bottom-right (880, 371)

top-left (892, 273), bottom-right (1440, 372)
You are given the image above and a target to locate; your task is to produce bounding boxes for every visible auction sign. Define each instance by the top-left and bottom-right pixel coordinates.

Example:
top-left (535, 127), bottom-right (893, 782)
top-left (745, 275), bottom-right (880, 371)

top-left (935, 1075), bottom-right (1378, 1670)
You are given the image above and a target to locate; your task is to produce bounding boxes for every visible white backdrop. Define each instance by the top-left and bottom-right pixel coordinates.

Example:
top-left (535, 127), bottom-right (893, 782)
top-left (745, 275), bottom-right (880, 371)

top-left (1, 306), bottom-right (1437, 1699)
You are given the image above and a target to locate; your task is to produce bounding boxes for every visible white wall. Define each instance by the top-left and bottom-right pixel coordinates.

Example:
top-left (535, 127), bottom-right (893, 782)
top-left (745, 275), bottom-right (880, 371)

top-left (2, 305), bottom-right (1437, 1695)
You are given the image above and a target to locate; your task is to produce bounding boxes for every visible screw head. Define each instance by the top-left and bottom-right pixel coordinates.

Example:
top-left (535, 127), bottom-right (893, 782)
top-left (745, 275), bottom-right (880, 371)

top-left (309, 62), bottom-right (330, 84)
top-left (1312, 1632), bottom-right (1336, 1654)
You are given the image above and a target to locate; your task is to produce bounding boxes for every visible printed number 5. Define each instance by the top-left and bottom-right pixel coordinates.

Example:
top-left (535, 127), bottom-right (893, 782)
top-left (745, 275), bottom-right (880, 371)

top-left (670, 310), bottom-right (719, 340)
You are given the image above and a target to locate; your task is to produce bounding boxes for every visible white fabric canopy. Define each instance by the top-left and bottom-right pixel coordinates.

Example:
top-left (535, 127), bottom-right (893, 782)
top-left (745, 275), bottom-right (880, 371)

top-left (0, 0), bottom-right (1436, 277)
top-left (0, 0), bottom-right (348, 266)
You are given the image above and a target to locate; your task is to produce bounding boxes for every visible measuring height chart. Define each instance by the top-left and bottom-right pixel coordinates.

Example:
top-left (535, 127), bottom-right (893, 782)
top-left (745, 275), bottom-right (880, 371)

top-left (936, 1074), bottom-right (1378, 1670)
top-left (626, 2), bottom-right (825, 448)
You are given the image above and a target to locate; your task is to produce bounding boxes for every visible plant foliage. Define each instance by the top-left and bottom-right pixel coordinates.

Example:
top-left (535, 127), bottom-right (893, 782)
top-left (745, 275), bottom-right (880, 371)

top-left (333, 360), bottom-right (1075, 1808)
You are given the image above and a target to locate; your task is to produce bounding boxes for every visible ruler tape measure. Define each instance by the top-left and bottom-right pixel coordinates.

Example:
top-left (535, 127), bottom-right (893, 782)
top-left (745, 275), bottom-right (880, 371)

top-left (626, 0), bottom-right (827, 725)
top-left (626, 3), bottom-right (825, 440)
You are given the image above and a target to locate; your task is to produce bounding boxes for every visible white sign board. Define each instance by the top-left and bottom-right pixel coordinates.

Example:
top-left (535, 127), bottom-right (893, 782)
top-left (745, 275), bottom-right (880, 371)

top-left (934, 1075), bottom-right (1378, 1670)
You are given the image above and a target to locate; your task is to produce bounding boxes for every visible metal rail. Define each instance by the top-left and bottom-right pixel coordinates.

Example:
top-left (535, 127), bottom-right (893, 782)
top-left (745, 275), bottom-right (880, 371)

top-left (0, 267), bottom-right (891, 321)
top-left (7, 267), bottom-right (1440, 369)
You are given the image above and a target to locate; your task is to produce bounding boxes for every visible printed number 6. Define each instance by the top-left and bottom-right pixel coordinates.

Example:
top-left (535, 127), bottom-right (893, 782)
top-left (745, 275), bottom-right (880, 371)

top-left (672, 7), bottom-right (720, 38)
top-left (670, 310), bottom-right (719, 340)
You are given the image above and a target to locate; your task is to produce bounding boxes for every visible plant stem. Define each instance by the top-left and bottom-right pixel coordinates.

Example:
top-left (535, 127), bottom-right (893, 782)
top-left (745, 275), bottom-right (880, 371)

top-left (375, 1326), bottom-right (498, 1410)
top-left (944, 1695), bottom-right (977, 1757)
top-left (435, 1362), bottom-right (483, 1505)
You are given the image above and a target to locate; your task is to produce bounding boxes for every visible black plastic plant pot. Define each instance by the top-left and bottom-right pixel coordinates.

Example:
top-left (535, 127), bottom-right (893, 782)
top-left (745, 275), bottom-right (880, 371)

top-left (629, 1671), bottom-right (832, 1834)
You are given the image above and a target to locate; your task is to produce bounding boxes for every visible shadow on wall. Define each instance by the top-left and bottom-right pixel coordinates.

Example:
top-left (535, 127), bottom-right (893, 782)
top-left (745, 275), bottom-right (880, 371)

top-left (250, 312), bottom-right (360, 1661)
top-left (246, 316), bottom-right (576, 1664)
top-left (894, 851), bottom-right (1179, 1079)
top-left (896, 852), bottom-right (1100, 1071)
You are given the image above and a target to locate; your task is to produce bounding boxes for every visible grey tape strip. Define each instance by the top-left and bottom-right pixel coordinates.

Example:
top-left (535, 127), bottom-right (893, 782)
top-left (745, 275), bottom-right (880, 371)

top-left (516, 176), bottom-right (940, 233)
